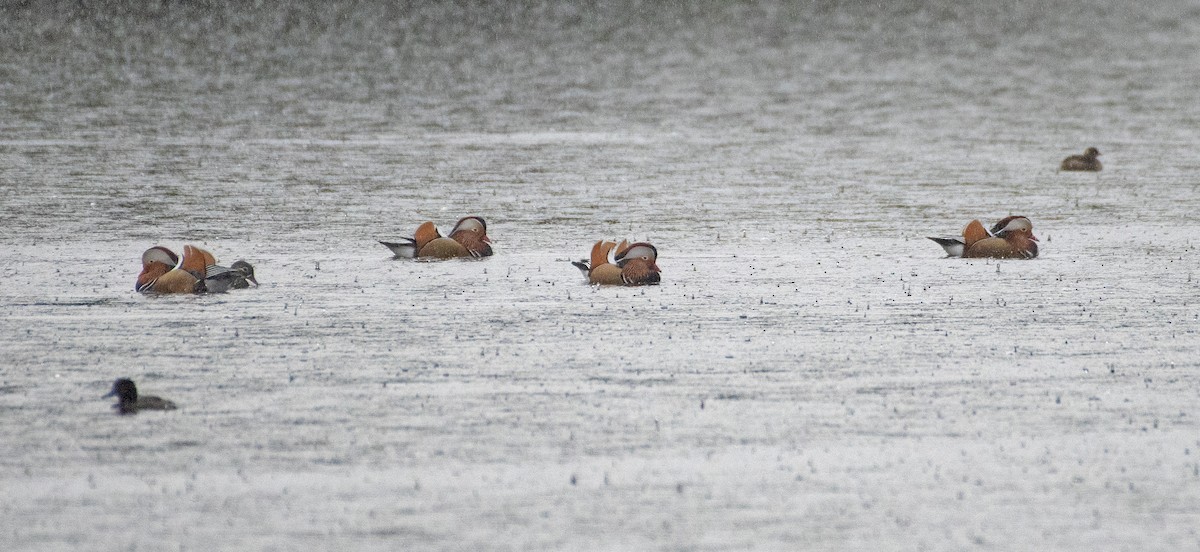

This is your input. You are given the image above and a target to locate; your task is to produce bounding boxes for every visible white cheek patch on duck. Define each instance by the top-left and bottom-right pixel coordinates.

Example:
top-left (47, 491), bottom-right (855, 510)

top-left (141, 247), bottom-right (177, 266)
top-left (614, 242), bottom-right (657, 269)
top-left (451, 217), bottom-right (486, 234)
top-left (620, 245), bottom-right (657, 261)
top-left (1001, 218), bottom-right (1033, 233)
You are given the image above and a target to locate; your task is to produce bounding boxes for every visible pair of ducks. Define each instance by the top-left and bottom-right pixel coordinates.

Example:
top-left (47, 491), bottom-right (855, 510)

top-left (136, 217), bottom-right (492, 294)
top-left (136, 245), bottom-right (257, 294)
top-left (380, 216), bottom-right (664, 286)
top-left (565, 219), bottom-right (1034, 268)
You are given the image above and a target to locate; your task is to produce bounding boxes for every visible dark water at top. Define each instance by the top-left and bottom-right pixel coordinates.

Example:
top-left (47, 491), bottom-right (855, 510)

top-left (2, 2), bottom-right (1199, 550)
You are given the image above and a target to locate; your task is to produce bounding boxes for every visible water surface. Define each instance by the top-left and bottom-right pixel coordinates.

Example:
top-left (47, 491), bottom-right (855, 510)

top-left (2, 2), bottom-right (1199, 550)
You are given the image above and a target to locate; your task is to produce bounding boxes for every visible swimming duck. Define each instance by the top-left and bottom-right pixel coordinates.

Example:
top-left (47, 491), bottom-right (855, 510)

top-left (136, 246), bottom-right (257, 293)
top-left (573, 240), bottom-right (661, 285)
top-left (928, 216), bottom-right (1039, 259)
top-left (103, 378), bottom-right (177, 415)
top-left (1060, 147), bottom-right (1102, 171)
top-left (380, 216), bottom-right (493, 259)
top-left (203, 260), bottom-right (258, 293)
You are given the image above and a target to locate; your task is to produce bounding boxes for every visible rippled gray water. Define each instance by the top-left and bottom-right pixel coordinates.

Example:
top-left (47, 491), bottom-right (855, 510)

top-left (3, 1), bottom-right (1200, 550)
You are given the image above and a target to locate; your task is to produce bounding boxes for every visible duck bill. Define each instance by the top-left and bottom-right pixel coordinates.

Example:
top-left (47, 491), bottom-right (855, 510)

top-left (102, 389), bottom-right (116, 398)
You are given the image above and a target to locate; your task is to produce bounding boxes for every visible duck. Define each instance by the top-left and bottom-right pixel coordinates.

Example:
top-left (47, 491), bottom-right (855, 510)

top-left (928, 216), bottom-right (1039, 259)
top-left (103, 378), bottom-right (177, 415)
top-left (137, 246), bottom-right (257, 293)
top-left (1060, 147), bottom-right (1102, 171)
top-left (380, 216), bottom-right (493, 259)
top-left (202, 260), bottom-right (259, 293)
top-left (572, 240), bottom-right (661, 285)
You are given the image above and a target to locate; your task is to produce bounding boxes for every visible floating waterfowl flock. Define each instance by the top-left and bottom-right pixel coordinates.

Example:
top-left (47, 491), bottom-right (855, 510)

top-left (124, 142), bottom-right (1090, 413)
top-left (138, 145), bottom-right (1099, 288)
top-left (137, 204), bottom-right (1055, 301)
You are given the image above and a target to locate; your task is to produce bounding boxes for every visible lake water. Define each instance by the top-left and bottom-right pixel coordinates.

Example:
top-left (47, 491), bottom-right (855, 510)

top-left (2, 1), bottom-right (1199, 550)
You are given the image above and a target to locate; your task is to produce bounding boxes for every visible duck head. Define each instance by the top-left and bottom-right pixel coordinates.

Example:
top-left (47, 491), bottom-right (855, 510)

top-left (449, 216), bottom-right (493, 257)
top-left (615, 242), bottom-right (661, 285)
top-left (450, 216), bottom-right (487, 235)
top-left (615, 242), bottom-right (658, 267)
top-left (142, 246), bottom-right (178, 267)
top-left (993, 216), bottom-right (1039, 258)
top-left (103, 378), bottom-right (138, 403)
top-left (230, 260), bottom-right (258, 286)
top-left (137, 247), bottom-right (178, 292)
top-left (990, 216), bottom-right (1037, 241)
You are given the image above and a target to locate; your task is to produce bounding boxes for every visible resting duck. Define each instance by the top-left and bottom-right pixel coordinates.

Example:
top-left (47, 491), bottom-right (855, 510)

top-left (928, 216), bottom-right (1039, 259)
top-left (203, 260), bottom-right (259, 293)
top-left (136, 245), bottom-right (257, 293)
top-left (572, 240), bottom-right (661, 285)
top-left (380, 216), bottom-right (493, 259)
top-left (103, 378), bottom-right (177, 415)
top-left (1060, 147), bottom-right (1102, 171)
